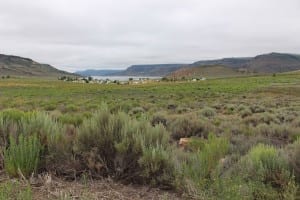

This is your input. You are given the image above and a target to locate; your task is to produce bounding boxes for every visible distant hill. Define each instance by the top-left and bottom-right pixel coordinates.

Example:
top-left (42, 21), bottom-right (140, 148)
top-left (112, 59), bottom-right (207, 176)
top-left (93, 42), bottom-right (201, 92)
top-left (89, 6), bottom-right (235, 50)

top-left (75, 69), bottom-right (123, 76)
top-left (283, 69), bottom-right (300, 75)
top-left (189, 53), bottom-right (300, 73)
top-left (5, 52), bottom-right (299, 79)
top-left (190, 57), bottom-right (252, 69)
top-left (168, 65), bottom-right (249, 80)
top-left (115, 64), bottom-right (186, 76)
top-left (112, 52), bottom-right (300, 78)
top-left (166, 52), bottom-right (300, 79)
top-left (0, 54), bottom-right (77, 77)
top-left (243, 53), bottom-right (300, 73)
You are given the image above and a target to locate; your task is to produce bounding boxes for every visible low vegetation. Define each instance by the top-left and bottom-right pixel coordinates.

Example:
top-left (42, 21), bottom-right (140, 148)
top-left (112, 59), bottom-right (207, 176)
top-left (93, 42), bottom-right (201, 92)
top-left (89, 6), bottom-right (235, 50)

top-left (0, 73), bottom-right (299, 199)
top-left (4, 134), bottom-right (41, 178)
top-left (0, 181), bottom-right (32, 200)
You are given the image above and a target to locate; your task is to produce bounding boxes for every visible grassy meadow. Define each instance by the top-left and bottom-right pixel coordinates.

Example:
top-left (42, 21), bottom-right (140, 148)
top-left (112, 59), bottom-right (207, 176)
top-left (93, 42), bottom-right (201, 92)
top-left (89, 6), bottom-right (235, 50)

top-left (0, 73), bottom-right (299, 199)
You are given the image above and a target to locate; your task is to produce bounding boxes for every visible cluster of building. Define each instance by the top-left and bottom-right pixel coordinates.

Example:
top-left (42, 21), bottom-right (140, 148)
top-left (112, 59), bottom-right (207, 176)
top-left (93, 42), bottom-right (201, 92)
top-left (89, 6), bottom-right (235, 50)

top-left (59, 76), bottom-right (160, 85)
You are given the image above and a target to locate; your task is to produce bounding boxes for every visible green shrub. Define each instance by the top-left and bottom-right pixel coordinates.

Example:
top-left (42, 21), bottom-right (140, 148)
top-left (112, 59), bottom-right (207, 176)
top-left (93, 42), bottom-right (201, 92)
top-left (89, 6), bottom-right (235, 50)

top-left (292, 118), bottom-right (300, 128)
top-left (219, 120), bottom-right (251, 136)
top-left (210, 176), bottom-right (253, 200)
top-left (129, 107), bottom-right (145, 115)
top-left (281, 111), bottom-right (299, 123)
top-left (200, 107), bottom-right (216, 118)
top-left (0, 111), bottom-right (61, 143)
top-left (261, 113), bottom-right (280, 124)
top-left (255, 123), bottom-right (299, 142)
top-left (111, 102), bottom-right (133, 113)
top-left (168, 115), bottom-right (214, 140)
top-left (44, 104), bottom-right (56, 111)
top-left (224, 104), bottom-right (236, 114)
top-left (45, 124), bottom-right (78, 176)
top-left (77, 109), bottom-right (123, 174)
top-left (229, 134), bottom-right (270, 156)
top-left (237, 104), bottom-right (247, 111)
top-left (0, 116), bottom-right (16, 149)
top-left (176, 106), bottom-right (190, 114)
top-left (0, 110), bottom-right (33, 148)
top-left (129, 107), bottom-right (145, 119)
top-left (186, 137), bottom-right (205, 152)
top-left (0, 109), bottom-right (28, 123)
top-left (20, 112), bottom-right (62, 145)
top-left (151, 112), bottom-right (168, 127)
top-left (244, 113), bottom-right (280, 126)
top-left (249, 181), bottom-right (282, 200)
top-left (177, 134), bottom-right (229, 197)
top-left (237, 144), bottom-right (296, 198)
top-left (76, 109), bottom-right (174, 186)
top-left (240, 108), bottom-right (252, 118)
top-left (58, 114), bottom-right (83, 126)
top-left (139, 144), bottom-right (174, 186)
top-left (0, 111), bottom-right (61, 171)
top-left (196, 134), bottom-right (229, 179)
top-left (65, 104), bottom-right (79, 112)
top-left (250, 105), bottom-right (265, 113)
top-left (285, 138), bottom-right (300, 182)
top-left (0, 181), bottom-right (32, 200)
top-left (4, 134), bottom-right (42, 178)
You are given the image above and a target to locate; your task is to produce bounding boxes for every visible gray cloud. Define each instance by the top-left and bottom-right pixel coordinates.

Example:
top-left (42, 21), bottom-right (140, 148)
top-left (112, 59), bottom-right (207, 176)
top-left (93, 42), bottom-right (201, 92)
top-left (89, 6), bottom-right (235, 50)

top-left (0, 0), bottom-right (299, 72)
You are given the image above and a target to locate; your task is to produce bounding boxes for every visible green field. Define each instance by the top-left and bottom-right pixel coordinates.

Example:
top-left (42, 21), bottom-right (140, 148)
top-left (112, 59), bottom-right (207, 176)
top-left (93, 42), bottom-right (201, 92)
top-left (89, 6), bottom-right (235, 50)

top-left (1, 74), bottom-right (299, 112)
top-left (0, 73), bottom-right (299, 199)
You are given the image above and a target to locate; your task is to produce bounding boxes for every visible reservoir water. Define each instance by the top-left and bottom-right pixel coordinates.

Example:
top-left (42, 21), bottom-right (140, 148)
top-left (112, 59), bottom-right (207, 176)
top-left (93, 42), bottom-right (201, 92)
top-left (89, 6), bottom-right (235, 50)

top-left (92, 76), bottom-right (161, 81)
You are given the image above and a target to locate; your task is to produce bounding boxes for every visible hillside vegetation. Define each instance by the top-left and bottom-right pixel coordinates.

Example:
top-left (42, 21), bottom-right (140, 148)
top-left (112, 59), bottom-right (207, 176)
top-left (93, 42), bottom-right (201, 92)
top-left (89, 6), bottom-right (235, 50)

top-left (245, 53), bottom-right (300, 73)
top-left (0, 54), bottom-right (76, 77)
top-left (167, 53), bottom-right (300, 80)
top-left (167, 65), bottom-right (250, 80)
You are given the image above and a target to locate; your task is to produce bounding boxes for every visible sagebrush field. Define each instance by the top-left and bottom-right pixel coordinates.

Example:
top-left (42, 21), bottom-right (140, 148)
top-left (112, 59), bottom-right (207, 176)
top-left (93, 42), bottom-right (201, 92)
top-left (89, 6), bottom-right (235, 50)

top-left (0, 73), bottom-right (299, 199)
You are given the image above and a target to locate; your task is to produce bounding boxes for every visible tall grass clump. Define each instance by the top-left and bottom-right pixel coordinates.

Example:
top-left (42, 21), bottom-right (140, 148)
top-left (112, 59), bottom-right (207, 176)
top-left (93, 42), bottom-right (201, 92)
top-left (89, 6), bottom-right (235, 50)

top-left (0, 109), bottom-right (28, 123)
top-left (58, 114), bottom-right (84, 126)
top-left (139, 143), bottom-right (174, 186)
top-left (4, 134), bottom-right (42, 178)
top-left (0, 116), bottom-right (12, 154)
top-left (44, 124), bottom-right (78, 177)
top-left (0, 111), bottom-right (60, 171)
top-left (0, 109), bottom-right (29, 148)
top-left (285, 138), bottom-right (300, 182)
top-left (0, 111), bottom-right (66, 175)
top-left (0, 181), bottom-right (32, 200)
top-left (176, 134), bottom-right (229, 198)
top-left (237, 144), bottom-right (297, 199)
top-left (20, 112), bottom-right (62, 145)
top-left (0, 111), bottom-right (61, 148)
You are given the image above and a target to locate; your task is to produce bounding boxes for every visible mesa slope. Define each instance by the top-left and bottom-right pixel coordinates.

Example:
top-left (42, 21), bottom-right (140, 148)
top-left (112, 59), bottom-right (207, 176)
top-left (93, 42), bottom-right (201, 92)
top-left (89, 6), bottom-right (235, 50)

top-left (167, 65), bottom-right (250, 79)
top-left (0, 54), bottom-right (76, 77)
top-left (166, 52), bottom-right (300, 79)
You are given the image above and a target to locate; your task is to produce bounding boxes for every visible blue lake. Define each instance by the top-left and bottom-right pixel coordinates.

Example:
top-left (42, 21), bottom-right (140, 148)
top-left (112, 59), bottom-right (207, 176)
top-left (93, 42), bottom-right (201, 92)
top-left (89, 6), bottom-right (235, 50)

top-left (92, 76), bottom-right (161, 81)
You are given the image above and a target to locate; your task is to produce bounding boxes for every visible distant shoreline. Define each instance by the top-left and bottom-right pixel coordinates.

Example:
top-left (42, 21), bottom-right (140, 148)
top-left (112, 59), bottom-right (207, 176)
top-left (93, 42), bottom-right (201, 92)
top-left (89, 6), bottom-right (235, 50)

top-left (91, 76), bottom-right (162, 81)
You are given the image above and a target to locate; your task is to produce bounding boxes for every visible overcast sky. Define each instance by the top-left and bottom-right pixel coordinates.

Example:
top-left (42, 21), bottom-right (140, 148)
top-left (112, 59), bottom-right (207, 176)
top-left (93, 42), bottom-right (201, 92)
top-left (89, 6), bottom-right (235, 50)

top-left (0, 0), bottom-right (299, 72)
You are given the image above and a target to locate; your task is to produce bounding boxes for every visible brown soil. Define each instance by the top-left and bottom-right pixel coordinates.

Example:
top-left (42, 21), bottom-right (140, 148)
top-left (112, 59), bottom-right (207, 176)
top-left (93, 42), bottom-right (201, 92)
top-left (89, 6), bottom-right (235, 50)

top-left (0, 172), bottom-right (183, 200)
